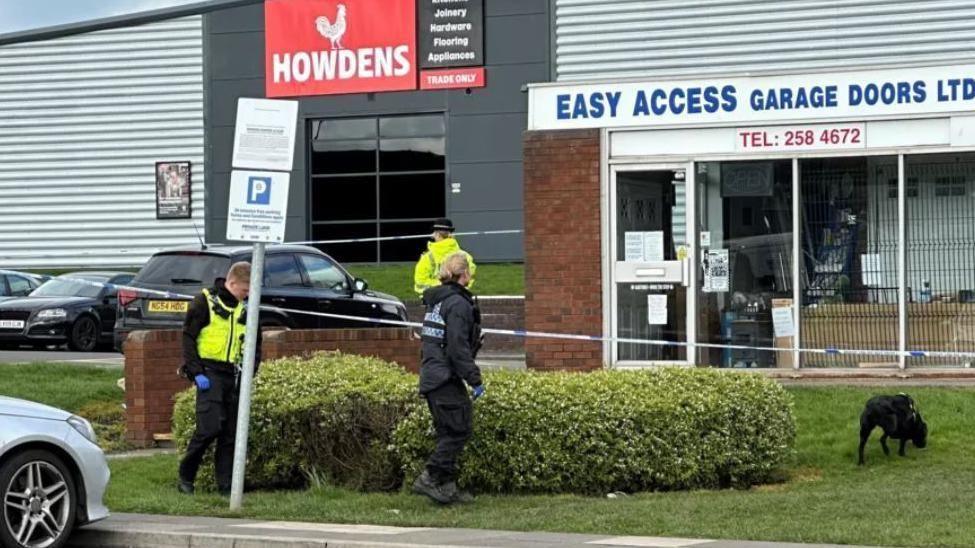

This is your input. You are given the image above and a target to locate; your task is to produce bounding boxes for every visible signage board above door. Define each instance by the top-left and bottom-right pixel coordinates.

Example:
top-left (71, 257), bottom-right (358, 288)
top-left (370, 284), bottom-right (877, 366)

top-left (529, 63), bottom-right (975, 131)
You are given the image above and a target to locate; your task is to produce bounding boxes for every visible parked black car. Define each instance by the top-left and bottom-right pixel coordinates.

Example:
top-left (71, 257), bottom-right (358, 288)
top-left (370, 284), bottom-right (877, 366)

top-left (0, 271), bottom-right (135, 351)
top-left (113, 245), bottom-right (408, 350)
top-left (0, 272), bottom-right (47, 300)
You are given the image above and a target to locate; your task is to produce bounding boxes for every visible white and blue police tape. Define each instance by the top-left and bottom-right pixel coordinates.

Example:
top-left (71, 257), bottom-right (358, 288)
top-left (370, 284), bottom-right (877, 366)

top-left (2, 268), bottom-right (973, 360)
top-left (0, 229), bottom-right (524, 261)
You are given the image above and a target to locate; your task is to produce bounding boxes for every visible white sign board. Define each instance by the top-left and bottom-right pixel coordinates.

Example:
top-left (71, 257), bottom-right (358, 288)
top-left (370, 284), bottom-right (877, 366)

top-left (623, 231), bottom-right (665, 262)
top-left (772, 306), bottom-right (796, 339)
top-left (702, 249), bottom-right (729, 293)
top-left (529, 63), bottom-right (975, 131)
top-left (226, 170), bottom-right (290, 243)
top-left (231, 98), bottom-right (299, 172)
top-left (648, 294), bottom-right (668, 326)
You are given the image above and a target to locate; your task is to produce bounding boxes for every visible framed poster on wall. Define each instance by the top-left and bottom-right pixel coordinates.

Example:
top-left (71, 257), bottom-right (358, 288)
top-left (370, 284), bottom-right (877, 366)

top-left (155, 161), bottom-right (192, 219)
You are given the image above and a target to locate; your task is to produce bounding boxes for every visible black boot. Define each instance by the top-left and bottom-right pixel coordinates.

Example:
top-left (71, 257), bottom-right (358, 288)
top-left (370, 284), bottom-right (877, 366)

top-left (411, 470), bottom-right (452, 504)
top-left (441, 481), bottom-right (474, 503)
top-left (177, 478), bottom-right (195, 495)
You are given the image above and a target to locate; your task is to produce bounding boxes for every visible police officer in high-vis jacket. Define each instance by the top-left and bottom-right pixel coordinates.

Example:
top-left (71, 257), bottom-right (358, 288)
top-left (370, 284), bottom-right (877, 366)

top-left (178, 262), bottom-right (260, 496)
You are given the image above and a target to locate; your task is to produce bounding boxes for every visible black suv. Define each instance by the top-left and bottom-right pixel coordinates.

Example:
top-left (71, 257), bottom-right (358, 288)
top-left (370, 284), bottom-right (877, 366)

top-left (114, 245), bottom-right (408, 350)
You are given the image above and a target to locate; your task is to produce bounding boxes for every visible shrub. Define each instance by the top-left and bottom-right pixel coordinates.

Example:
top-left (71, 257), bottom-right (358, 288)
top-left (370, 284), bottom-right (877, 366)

top-left (173, 351), bottom-right (418, 491)
top-left (174, 356), bottom-right (795, 495)
top-left (392, 368), bottom-right (795, 494)
top-left (76, 400), bottom-right (130, 454)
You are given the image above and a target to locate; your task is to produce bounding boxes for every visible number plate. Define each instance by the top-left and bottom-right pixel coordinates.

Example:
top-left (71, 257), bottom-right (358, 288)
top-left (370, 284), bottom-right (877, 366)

top-left (148, 300), bottom-right (189, 314)
top-left (0, 320), bottom-right (24, 329)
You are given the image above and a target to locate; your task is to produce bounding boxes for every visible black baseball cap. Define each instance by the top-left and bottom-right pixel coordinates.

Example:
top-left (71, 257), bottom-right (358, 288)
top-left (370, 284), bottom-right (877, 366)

top-left (432, 218), bottom-right (455, 232)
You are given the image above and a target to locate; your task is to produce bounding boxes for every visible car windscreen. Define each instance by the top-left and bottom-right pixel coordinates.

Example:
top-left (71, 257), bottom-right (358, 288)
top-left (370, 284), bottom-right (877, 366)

top-left (135, 254), bottom-right (232, 287)
top-left (31, 279), bottom-right (102, 298)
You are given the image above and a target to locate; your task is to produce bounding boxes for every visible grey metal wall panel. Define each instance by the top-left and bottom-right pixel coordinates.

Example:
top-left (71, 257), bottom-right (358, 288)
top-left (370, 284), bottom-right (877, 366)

top-left (0, 17), bottom-right (205, 268)
top-left (555, 0), bottom-right (975, 81)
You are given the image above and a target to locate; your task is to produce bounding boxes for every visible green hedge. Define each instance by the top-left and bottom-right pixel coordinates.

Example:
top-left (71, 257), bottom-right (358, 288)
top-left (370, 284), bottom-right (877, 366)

top-left (391, 368), bottom-right (795, 494)
top-left (174, 356), bottom-right (795, 494)
top-left (173, 352), bottom-right (418, 491)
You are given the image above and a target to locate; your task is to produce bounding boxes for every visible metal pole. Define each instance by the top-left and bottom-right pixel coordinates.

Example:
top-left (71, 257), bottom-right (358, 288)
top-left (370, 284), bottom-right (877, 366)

top-left (230, 241), bottom-right (265, 510)
top-left (792, 158), bottom-right (801, 370)
top-left (898, 154), bottom-right (907, 369)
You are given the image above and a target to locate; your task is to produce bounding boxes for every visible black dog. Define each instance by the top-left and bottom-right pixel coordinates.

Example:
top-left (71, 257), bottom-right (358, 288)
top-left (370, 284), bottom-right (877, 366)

top-left (858, 393), bottom-right (927, 465)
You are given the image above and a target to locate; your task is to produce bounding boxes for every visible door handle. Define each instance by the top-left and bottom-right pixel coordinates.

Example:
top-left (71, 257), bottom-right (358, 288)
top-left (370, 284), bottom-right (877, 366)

top-left (270, 297), bottom-right (287, 303)
top-left (317, 299), bottom-right (332, 307)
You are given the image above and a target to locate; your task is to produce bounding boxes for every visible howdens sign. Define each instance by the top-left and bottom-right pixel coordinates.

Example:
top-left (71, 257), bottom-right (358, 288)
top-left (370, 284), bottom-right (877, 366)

top-left (265, 0), bottom-right (417, 97)
top-left (528, 64), bottom-right (975, 131)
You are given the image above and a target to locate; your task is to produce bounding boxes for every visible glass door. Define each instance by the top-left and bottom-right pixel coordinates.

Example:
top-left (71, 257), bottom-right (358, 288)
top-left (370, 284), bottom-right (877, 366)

top-left (611, 166), bottom-right (691, 366)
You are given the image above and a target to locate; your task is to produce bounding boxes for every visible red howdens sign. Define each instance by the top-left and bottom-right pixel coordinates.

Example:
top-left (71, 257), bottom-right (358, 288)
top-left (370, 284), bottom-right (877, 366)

top-left (265, 0), bottom-right (417, 97)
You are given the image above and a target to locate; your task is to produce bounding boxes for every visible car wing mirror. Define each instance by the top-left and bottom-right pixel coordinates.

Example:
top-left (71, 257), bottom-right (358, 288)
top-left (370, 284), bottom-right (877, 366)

top-left (353, 278), bottom-right (368, 292)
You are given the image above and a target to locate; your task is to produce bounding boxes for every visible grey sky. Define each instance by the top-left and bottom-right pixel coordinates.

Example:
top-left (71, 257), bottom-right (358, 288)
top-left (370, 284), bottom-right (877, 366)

top-left (0, 0), bottom-right (202, 35)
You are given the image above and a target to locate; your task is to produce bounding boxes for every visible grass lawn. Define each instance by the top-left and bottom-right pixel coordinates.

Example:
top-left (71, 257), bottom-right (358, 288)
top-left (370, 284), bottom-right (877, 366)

top-left (347, 263), bottom-right (524, 301)
top-left (0, 363), bottom-right (129, 452)
top-left (105, 385), bottom-right (975, 547)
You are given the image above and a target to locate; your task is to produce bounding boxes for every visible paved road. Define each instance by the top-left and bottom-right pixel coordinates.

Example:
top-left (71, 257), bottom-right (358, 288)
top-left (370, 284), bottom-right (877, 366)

top-left (0, 349), bottom-right (122, 366)
top-left (68, 513), bottom-right (881, 548)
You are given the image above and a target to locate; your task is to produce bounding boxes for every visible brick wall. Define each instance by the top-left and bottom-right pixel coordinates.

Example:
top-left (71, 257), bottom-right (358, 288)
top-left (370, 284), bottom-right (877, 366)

top-left (123, 328), bottom-right (419, 447)
top-left (523, 129), bottom-right (603, 371)
top-left (406, 297), bottom-right (525, 353)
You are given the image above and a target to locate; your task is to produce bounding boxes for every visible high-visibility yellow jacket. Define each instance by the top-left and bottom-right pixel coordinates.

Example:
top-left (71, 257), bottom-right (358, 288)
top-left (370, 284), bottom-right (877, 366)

top-left (196, 288), bottom-right (246, 365)
top-left (413, 237), bottom-right (476, 296)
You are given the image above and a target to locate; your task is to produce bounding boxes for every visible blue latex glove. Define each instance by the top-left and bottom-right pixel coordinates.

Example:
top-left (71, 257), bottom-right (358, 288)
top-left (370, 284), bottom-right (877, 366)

top-left (472, 385), bottom-right (485, 401)
top-left (194, 374), bottom-right (210, 391)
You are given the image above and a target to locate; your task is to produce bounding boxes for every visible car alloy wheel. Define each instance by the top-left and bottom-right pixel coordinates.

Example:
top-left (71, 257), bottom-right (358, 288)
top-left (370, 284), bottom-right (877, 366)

top-left (3, 458), bottom-right (73, 548)
top-left (68, 317), bottom-right (98, 352)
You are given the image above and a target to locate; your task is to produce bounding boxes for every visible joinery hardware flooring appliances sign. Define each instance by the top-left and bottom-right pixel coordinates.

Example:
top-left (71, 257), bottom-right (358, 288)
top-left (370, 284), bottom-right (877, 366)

top-left (418, 0), bottom-right (485, 90)
top-left (265, 0), bottom-right (417, 97)
top-left (529, 64), bottom-right (975, 132)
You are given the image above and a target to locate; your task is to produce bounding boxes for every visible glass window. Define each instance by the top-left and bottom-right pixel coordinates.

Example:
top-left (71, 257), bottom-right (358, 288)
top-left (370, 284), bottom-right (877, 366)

top-left (32, 279), bottom-right (101, 298)
top-left (380, 115), bottom-right (445, 138)
top-left (380, 137), bottom-right (445, 172)
top-left (799, 156), bottom-right (898, 368)
top-left (379, 174), bottom-right (445, 219)
top-left (299, 254), bottom-right (349, 290)
top-left (7, 275), bottom-right (32, 296)
top-left (309, 114), bottom-right (447, 263)
top-left (313, 119), bottom-right (377, 140)
top-left (135, 254), bottom-right (231, 286)
top-left (264, 254), bottom-right (304, 288)
top-left (311, 176), bottom-right (377, 221)
top-left (906, 153), bottom-right (975, 366)
top-left (311, 223), bottom-right (377, 263)
top-left (696, 160), bottom-right (793, 368)
top-left (311, 139), bottom-right (377, 175)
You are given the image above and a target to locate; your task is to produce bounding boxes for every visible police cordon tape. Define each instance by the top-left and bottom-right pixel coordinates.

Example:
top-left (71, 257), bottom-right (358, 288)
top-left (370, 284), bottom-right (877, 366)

top-left (2, 268), bottom-right (974, 360)
top-left (0, 229), bottom-right (524, 261)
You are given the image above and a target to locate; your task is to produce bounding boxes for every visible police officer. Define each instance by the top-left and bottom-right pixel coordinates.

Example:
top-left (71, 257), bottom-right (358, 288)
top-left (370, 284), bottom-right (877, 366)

top-left (412, 252), bottom-right (484, 505)
top-left (177, 262), bottom-right (260, 495)
top-left (413, 218), bottom-right (477, 296)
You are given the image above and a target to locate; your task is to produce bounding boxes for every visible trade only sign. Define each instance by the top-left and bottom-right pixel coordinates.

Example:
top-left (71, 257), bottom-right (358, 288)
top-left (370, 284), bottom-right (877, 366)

top-left (265, 0), bottom-right (417, 97)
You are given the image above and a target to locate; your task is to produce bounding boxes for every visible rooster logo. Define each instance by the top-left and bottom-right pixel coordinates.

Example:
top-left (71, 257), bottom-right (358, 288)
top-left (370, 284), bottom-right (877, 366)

top-left (315, 4), bottom-right (347, 50)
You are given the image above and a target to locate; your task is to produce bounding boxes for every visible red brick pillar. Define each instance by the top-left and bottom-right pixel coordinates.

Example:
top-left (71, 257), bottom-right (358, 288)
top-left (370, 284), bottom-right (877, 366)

top-left (523, 129), bottom-right (603, 371)
top-left (123, 330), bottom-right (187, 447)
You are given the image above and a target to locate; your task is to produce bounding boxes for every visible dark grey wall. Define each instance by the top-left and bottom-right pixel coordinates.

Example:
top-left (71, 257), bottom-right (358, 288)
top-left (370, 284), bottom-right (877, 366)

top-left (203, 0), bottom-right (550, 262)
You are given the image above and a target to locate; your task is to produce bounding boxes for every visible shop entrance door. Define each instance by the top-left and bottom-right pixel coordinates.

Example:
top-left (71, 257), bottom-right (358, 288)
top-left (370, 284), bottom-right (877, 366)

top-left (611, 166), bottom-right (692, 366)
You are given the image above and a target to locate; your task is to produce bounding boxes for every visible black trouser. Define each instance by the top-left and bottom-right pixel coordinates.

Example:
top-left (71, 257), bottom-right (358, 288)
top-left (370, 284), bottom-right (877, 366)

top-left (178, 370), bottom-right (239, 490)
top-left (424, 380), bottom-right (473, 484)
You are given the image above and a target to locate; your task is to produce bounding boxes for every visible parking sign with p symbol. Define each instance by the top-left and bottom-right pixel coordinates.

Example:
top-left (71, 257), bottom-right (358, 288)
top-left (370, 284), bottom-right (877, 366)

top-left (247, 176), bottom-right (271, 205)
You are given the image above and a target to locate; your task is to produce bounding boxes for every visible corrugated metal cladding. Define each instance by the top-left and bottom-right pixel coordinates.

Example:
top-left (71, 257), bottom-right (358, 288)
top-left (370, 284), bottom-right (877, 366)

top-left (0, 16), bottom-right (205, 269)
top-left (555, 0), bottom-right (975, 81)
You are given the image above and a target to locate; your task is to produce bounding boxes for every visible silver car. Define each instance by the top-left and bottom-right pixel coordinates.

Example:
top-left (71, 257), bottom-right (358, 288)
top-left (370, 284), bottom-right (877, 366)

top-left (0, 396), bottom-right (109, 548)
